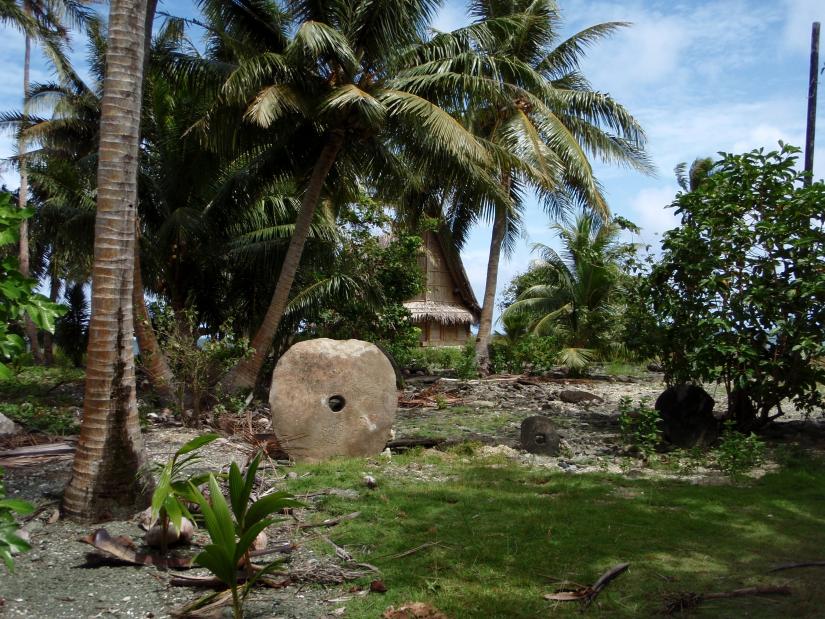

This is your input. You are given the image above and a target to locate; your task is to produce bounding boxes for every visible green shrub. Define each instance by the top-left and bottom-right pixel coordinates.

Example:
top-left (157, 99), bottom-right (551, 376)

top-left (405, 342), bottom-right (479, 378)
top-left (717, 420), bottom-right (765, 479)
top-left (618, 397), bottom-right (661, 458)
top-left (488, 335), bottom-right (560, 375)
top-left (406, 346), bottom-right (463, 372)
top-left (0, 402), bottom-right (79, 435)
top-left (455, 341), bottom-right (479, 379)
top-left (150, 305), bottom-right (252, 423)
top-left (0, 469), bottom-right (33, 572)
top-left (0, 193), bottom-right (66, 378)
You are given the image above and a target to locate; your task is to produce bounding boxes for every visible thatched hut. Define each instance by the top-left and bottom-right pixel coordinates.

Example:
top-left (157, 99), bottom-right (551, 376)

top-left (405, 229), bottom-right (480, 347)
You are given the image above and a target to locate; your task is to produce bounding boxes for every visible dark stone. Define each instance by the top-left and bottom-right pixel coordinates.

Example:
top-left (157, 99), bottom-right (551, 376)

top-left (655, 384), bottom-right (718, 448)
top-left (520, 416), bottom-right (561, 456)
top-left (558, 390), bottom-right (603, 404)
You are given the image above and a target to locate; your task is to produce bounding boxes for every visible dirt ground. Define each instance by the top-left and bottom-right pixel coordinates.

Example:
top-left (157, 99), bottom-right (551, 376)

top-left (2, 371), bottom-right (824, 618)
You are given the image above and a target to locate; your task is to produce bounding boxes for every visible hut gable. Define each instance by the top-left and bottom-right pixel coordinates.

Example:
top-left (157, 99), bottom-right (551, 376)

top-left (405, 229), bottom-right (480, 346)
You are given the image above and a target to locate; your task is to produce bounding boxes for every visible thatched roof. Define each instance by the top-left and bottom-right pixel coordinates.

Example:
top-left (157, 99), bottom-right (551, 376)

top-left (381, 225), bottom-right (481, 326)
top-left (433, 227), bottom-right (481, 322)
top-left (404, 301), bottom-right (477, 325)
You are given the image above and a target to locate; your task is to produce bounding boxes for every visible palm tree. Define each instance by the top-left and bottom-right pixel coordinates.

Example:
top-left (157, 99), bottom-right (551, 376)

top-left (200, 0), bottom-right (500, 391)
top-left (12, 0), bottom-right (90, 362)
top-left (62, 0), bottom-right (152, 521)
top-left (501, 212), bottom-right (626, 371)
top-left (452, 0), bottom-right (651, 372)
top-left (675, 157), bottom-right (714, 192)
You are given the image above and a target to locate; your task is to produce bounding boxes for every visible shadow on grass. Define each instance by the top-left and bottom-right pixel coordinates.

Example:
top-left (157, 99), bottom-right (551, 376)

top-left (293, 455), bottom-right (825, 618)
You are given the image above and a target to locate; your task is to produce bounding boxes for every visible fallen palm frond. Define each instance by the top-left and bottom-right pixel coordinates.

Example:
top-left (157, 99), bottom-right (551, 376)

top-left (544, 563), bottom-right (629, 607)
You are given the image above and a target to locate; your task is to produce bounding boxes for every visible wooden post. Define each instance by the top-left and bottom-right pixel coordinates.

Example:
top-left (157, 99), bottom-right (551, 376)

top-left (804, 22), bottom-right (820, 187)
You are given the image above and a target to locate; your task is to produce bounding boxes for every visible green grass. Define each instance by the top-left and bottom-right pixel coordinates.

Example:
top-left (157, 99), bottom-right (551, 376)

top-left (283, 450), bottom-right (825, 618)
top-left (602, 360), bottom-right (647, 377)
top-left (395, 406), bottom-right (528, 442)
top-left (0, 366), bottom-right (83, 434)
top-left (0, 366), bottom-right (84, 404)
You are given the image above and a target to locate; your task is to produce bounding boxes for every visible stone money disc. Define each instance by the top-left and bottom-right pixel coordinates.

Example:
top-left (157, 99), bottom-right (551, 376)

top-left (269, 338), bottom-right (396, 462)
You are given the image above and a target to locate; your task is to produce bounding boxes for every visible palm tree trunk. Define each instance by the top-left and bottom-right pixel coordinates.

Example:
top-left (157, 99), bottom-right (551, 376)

top-left (43, 269), bottom-right (60, 365)
top-left (129, 0), bottom-right (176, 405)
top-left (19, 17), bottom-right (43, 364)
top-left (222, 130), bottom-right (345, 391)
top-left (474, 202), bottom-right (507, 374)
top-left (63, 0), bottom-right (152, 521)
top-left (133, 224), bottom-right (176, 404)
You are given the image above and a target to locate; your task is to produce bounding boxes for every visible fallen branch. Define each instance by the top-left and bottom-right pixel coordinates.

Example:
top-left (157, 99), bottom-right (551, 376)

top-left (296, 511), bottom-right (360, 529)
top-left (770, 561), bottom-right (825, 572)
top-left (170, 572), bottom-right (290, 589)
top-left (386, 438), bottom-right (446, 450)
top-left (544, 563), bottom-right (629, 607)
top-left (584, 563), bottom-right (630, 607)
top-left (248, 541), bottom-right (296, 557)
top-left (663, 586), bottom-right (791, 614)
top-left (0, 442), bottom-right (75, 457)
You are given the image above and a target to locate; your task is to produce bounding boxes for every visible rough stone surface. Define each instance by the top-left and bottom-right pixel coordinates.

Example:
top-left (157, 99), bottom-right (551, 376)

top-left (655, 384), bottom-right (718, 448)
top-left (270, 338), bottom-right (396, 462)
top-left (520, 415), bottom-right (562, 455)
top-left (0, 412), bottom-right (20, 435)
top-left (558, 389), bottom-right (603, 404)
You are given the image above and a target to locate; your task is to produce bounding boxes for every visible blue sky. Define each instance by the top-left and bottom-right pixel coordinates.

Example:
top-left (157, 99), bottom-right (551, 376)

top-left (1, 0), bottom-right (823, 326)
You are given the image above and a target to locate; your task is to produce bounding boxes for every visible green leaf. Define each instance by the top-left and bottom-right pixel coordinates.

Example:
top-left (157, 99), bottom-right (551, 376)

top-left (245, 492), bottom-right (303, 528)
top-left (1, 548), bottom-right (14, 573)
top-left (206, 475), bottom-right (235, 549)
top-left (228, 461), bottom-right (245, 523)
top-left (237, 452), bottom-right (262, 525)
top-left (234, 518), bottom-right (273, 564)
top-left (175, 433), bottom-right (220, 457)
top-left (21, 294), bottom-right (67, 332)
top-left (0, 499), bottom-right (34, 515)
top-left (164, 495), bottom-right (184, 533)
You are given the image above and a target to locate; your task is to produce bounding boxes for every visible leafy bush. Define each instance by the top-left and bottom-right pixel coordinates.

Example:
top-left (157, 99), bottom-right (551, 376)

top-left (0, 192), bottom-right (66, 378)
top-left (454, 341), bottom-right (479, 379)
top-left (488, 335), bottom-right (560, 375)
top-left (618, 397), bottom-right (661, 458)
top-left (648, 145), bottom-right (825, 429)
top-left (0, 469), bottom-right (33, 572)
top-left (53, 283), bottom-right (89, 368)
top-left (150, 305), bottom-right (252, 422)
top-left (717, 421), bottom-right (765, 479)
top-left (0, 402), bottom-right (78, 435)
top-left (406, 346), bottom-right (463, 373)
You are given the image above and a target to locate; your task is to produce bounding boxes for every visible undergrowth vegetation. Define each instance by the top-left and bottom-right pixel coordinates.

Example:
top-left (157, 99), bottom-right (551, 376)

top-left (286, 449), bottom-right (825, 618)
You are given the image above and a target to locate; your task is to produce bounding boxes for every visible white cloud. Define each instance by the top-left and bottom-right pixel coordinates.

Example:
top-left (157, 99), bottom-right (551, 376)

top-left (627, 185), bottom-right (679, 242)
top-left (781, 0), bottom-right (824, 53)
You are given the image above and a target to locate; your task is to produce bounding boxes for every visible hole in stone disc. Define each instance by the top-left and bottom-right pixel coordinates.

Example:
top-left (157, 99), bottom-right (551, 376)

top-left (328, 395), bottom-right (346, 412)
top-left (535, 434), bottom-right (546, 444)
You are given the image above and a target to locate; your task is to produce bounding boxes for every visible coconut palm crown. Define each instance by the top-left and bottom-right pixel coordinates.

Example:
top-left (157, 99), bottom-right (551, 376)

top-left (194, 0), bottom-right (510, 390)
top-left (440, 0), bottom-right (652, 370)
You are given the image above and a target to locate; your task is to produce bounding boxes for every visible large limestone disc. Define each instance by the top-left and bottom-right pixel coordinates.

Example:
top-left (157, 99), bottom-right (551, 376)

top-left (269, 338), bottom-right (396, 462)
